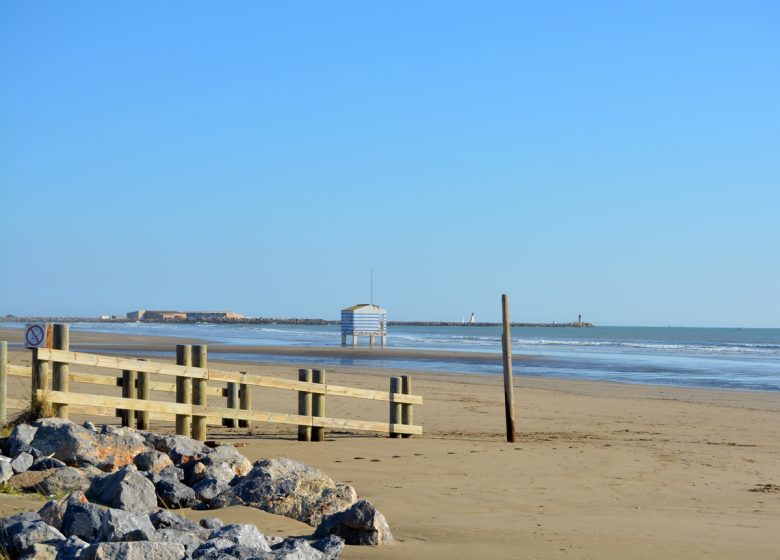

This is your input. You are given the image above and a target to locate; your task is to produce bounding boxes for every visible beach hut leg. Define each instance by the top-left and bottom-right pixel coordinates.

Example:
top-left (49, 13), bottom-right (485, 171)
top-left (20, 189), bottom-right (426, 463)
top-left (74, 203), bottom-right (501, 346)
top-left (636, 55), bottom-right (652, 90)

top-left (192, 345), bottom-right (208, 441)
top-left (175, 345), bottom-right (192, 437)
top-left (312, 369), bottom-right (326, 442)
top-left (52, 323), bottom-right (69, 420)
top-left (389, 376), bottom-right (402, 439)
top-left (401, 375), bottom-right (413, 438)
top-left (298, 369), bottom-right (312, 441)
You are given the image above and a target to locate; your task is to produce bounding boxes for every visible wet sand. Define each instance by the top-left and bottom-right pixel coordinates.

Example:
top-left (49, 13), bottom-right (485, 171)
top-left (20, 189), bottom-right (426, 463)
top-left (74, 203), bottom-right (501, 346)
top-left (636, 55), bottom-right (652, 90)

top-left (0, 328), bottom-right (778, 559)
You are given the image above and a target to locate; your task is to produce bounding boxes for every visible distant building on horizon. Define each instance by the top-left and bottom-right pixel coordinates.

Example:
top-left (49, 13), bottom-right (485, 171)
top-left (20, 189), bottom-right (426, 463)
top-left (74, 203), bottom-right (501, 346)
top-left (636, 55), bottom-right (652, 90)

top-left (127, 310), bottom-right (244, 321)
top-left (340, 304), bottom-right (387, 348)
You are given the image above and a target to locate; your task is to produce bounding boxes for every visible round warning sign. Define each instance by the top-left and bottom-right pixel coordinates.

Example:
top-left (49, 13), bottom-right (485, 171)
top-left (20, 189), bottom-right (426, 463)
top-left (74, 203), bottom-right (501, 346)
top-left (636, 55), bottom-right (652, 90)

top-left (24, 324), bottom-right (47, 349)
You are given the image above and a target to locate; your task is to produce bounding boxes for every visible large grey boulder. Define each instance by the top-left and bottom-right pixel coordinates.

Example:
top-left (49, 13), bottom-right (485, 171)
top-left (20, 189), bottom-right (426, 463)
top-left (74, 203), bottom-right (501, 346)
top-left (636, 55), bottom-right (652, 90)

top-left (155, 528), bottom-right (204, 555)
top-left (31, 420), bottom-right (146, 471)
top-left (87, 465), bottom-right (158, 513)
top-left (193, 540), bottom-right (269, 560)
top-left (273, 538), bottom-right (328, 560)
top-left (311, 535), bottom-right (345, 560)
top-left (192, 476), bottom-right (230, 503)
top-left (88, 541), bottom-right (187, 560)
top-left (4, 423), bottom-right (38, 456)
top-left (191, 460), bottom-right (236, 485)
top-left (209, 523), bottom-right (271, 553)
top-left (314, 500), bottom-right (393, 546)
top-left (155, 477), bottom-right (199, 509)
top-left (150, 509), bottom-right (202, 532)
top-left (38, 466), bottom-right (91, 496)
top-left (57, 535), bottom-right (90, 560)
top-left (0, 511), bottom-right (42, 551)
top-left (143, 433), bottom-right (210, 465)
top-left (18, 542), bottom-right (60, 560)
top-left (61, 501), bottom-right (105, 542)
top-left (97, 508), bottom-right (156, 542)
top-left (30, 457), bottom-right (68, 471)
top-left (201, 445), bottom-right (252, 476)
top-left (0, 457), bottom-right (14, 483)
top-left (11, 519), bottom-right (66, 555)
top-left (38, 490), bottom-right (88, 529)
top-left (209, 458), bottom-right (357, 526)
top-left (10, 451), bottom-right (34, 473)
top-left (134, 450), bottom-right (173, 474)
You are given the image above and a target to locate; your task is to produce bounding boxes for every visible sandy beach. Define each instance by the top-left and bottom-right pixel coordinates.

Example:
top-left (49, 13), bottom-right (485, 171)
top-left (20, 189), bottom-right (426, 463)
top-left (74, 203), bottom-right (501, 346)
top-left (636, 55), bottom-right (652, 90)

top-left (0, 328), bottom-right (778, 559)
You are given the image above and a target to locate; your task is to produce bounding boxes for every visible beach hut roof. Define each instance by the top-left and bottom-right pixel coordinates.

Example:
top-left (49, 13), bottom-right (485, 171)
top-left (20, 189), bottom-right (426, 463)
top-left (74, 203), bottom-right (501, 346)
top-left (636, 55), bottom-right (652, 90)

top-left (341, 303), bottom-right (386, 313)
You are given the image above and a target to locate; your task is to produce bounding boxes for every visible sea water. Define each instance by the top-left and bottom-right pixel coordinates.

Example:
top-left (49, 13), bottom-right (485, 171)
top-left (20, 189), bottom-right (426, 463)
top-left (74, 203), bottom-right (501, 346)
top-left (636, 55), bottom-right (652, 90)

top-left (2, 322), bottom-right (778, 392)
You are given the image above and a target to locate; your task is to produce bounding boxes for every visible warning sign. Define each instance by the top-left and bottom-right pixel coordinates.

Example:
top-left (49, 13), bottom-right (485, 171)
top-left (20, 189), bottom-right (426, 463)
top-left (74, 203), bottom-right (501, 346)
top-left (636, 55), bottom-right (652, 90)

top-left (24, 323), bottom-right (51, 349)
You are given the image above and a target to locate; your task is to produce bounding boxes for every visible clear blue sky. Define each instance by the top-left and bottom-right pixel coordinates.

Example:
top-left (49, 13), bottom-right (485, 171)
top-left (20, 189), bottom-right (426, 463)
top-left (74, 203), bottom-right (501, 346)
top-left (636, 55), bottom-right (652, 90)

top-left (1, 2), bottom-right (778, 327)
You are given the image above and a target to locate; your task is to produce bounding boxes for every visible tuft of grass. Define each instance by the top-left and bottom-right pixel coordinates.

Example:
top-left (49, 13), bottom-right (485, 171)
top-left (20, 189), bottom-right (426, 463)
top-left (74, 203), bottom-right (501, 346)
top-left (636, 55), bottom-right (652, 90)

top-left (5, 392), bottom-right (55, 428)
top-left (0, 483), bottom-right (22, 496)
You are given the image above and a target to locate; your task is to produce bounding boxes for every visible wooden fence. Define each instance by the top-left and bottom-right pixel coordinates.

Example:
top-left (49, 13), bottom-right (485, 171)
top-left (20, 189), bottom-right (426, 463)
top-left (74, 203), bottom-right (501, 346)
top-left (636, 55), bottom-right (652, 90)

top-left (0, 326), bottom-right (422, 442)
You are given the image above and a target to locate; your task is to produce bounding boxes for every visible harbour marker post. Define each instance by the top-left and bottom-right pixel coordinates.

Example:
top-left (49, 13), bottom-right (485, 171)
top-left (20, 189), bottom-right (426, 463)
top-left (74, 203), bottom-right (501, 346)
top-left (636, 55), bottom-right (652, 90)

top-left (501, 294), bottom-right (516, 442)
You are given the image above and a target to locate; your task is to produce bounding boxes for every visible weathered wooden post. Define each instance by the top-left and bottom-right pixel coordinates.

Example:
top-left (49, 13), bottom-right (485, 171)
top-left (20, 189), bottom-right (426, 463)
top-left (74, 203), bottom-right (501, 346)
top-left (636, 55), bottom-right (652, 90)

top-left (389, 376), bottom-right (402, 439)
top-left (239, 377), bottom-right (251, 428)
top-left (0, 341), bottom-right (7, 425)
top-left (121, 370), bottom-right (137, 427)
top-left (31, 348), bottom-right (50, 404)
top-left (136, 360), bottom-right (150, 430)
top-left (312, 369), bottom-right (327, 442)
top-left (52, 323), bottom-right (70, 419)
top-left (223, 382), bottom-right (238, 428)
top-left (175, 344), bottom-right (192, 436)
top-left (401, 374), bottom-right (413, 438)
top-left (297, 369), bottom-right (312, 442)
top-left (192, 345), bottom-right (208, 441)
top-left (502, 294), bottom-right (516, 443)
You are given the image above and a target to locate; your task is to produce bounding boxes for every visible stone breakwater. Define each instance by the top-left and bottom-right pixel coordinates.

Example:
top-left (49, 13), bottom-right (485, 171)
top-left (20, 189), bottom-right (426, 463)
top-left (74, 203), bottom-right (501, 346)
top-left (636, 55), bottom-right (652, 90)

top-left (0, 419), bottom-right (393, 559)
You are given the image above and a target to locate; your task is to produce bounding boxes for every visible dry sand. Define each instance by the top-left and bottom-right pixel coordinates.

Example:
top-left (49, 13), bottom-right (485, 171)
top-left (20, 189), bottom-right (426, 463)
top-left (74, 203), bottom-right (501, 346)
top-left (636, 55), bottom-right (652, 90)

top-left (0, 327), bottom-right (778, 559)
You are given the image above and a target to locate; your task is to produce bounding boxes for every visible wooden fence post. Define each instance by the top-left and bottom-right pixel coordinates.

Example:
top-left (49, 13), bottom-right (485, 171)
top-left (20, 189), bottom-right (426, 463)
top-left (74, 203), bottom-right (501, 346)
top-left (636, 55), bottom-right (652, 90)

top-left (175, 344), bottom-right (192, 436)
top-left (121, 370), bottom-right (137, 427)
top-left (501, 294), bottom-right (516, 443)
top-left (224, 382), bottom-right (238, 428)
top-left (31, 348), bottom-right (50, 404)
top-left (239, 378), bottom-right (251, 428)
top-left (191, 345), bottom-right (208, 441)
top-left (389, 376), bottom-right (402, 438)
top-left (312, 369), bottom-right (326, 442)
top-left (0, 341), bottom-right (7, 425)
top-left (297, 369), bottom-right (312, 442)
top-left (401, 374), bottom-right (413, 438)
top-left (52, 323), bottom-right (70, 420)
top-left (136, 360), bottom-right (150, 430)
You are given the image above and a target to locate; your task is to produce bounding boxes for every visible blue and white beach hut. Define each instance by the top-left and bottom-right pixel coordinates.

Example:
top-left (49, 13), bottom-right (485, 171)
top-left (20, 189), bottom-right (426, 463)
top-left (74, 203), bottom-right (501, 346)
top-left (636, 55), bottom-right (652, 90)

top-left (340, 304), bottom-right (387, 348)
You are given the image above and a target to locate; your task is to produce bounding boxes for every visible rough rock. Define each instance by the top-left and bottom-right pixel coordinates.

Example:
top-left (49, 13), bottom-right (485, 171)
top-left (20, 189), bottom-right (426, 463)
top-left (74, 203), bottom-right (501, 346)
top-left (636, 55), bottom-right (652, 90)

top-left (199, 517), bottom-right (224, 531)
top-left (273, 538), bottom-right (329, 560)
top-left (97, 508), bottom-right (156, 542)
top-left (134, 450), bottom-right (173, 474)
top-left (18, 542), bottom-right (60, 560)
top-left (11, 519), bottom-right (66, 554)
top-left (0, 511), bottom-right (42, 551)
top-left (0, 457), bottom-right (14, 483)
top-left (89, 541), bottom-right (187, 560)
top-left (57, 535), bottom-right (90, 560)
top-left (314, 500), bottom-right (393, 546)
top-left (38, 466), bottom-right (91, 496)
top-left (209, 523), bottom-right (271, 552)
top-left (209, 458), bottom-right (357, 526)
top-left (156, 477), bottom-right (199, 509)
top-left (311, 535), bottom-right (345, 560)
top-left (38, 490), bottom-right (88, 529)
top-left (31, 420), bottom-right (147, 471)
top-left (4, 423), bottom-right (38, 456)
top-left (7, 468), bottom-right (57, 491)
top-left (193, 541), bottom-right (267, 560)
top-left (192, 476), bottom-right (229, 502)
top-left (87, 465), bottom-right (158, 513)
top-left (61, 501), bottom-right (105, 541)
top-left (10, 451), bottom-right (34, 473)
top-left (155, 528), bottom-right (204, 555)
top-left (30, 457), bottom-right (68, 471)
top-left (201, 445), bottom-right (252, 477)
top-left (144, 433), bottom-right (210, 464)
top-left (150, 509), bottom-right (202, 532)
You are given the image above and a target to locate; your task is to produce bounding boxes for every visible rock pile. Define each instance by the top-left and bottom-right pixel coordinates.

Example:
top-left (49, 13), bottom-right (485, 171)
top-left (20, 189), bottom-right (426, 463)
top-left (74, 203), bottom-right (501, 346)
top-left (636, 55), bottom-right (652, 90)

top-left (0, 419), bottom-right (394, 559)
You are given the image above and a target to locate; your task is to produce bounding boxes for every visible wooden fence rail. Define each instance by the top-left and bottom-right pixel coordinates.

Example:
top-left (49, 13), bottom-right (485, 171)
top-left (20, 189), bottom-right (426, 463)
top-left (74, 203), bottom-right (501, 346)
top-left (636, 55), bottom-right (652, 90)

top-left (1, 327), bottom-right (422, 442)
